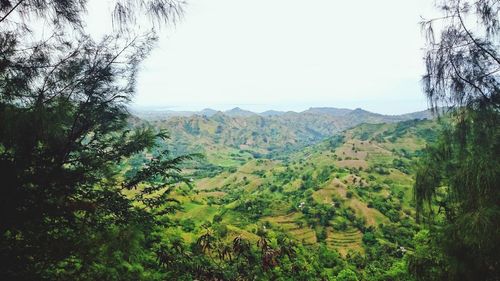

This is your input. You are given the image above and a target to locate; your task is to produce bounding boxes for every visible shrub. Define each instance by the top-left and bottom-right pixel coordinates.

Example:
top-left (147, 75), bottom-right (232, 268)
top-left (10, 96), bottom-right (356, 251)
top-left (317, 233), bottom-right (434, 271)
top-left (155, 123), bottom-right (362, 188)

top-left (180, 219), bottom-right (196, 232)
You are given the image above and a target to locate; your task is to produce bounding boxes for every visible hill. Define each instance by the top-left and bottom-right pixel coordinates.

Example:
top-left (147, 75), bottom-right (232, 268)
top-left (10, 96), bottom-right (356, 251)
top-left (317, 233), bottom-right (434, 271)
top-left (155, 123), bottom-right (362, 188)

top-left (149, 108), bottom-right (436, 165)
top-left (144, 117), bottom-right (440, 258)
top-left (122, 112), bottom-right (444, 279)
top-left (132, 106), bottom-right (435, 120)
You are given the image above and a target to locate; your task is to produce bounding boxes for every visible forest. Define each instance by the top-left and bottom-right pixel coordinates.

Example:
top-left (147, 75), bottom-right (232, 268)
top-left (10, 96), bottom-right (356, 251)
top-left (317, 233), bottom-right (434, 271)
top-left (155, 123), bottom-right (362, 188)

top-left (0, 0), bottom-right (498, 280)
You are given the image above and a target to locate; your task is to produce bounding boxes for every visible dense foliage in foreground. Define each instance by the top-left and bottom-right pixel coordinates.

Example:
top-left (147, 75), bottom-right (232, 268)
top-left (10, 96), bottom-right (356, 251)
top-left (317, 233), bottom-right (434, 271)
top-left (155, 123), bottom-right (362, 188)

top-left (411, 0), bottom-right (499, 280)
top-left (1, 0), bottom-right (498, 280)
top-left (0, 0), bottom-right (189, 280)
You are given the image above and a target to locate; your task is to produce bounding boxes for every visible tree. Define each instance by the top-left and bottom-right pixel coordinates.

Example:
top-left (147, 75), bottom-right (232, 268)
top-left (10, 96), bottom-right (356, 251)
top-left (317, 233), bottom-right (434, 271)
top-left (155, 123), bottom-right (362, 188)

top-left (408, 230), bottom-right (447, 281)
top-left (414, 1), bottom-right (499, 280)
top-left (421, 0), bottom-right (499, 110)
top-left (336, 268), bottom-right (359, 281)
top-left (0, 1), bottom-right (189, 280)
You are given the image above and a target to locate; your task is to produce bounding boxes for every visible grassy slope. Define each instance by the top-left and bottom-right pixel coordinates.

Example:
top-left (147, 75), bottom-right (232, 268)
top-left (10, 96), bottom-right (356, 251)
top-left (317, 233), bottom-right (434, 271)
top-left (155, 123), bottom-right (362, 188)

top-left (167, 118), bottom-right (439, 255)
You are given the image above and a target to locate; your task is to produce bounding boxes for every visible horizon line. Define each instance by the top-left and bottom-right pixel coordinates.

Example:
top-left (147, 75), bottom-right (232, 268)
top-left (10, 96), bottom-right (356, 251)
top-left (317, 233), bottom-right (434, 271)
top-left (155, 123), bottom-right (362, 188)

top-left (129, 105), bottom-right (433, 116)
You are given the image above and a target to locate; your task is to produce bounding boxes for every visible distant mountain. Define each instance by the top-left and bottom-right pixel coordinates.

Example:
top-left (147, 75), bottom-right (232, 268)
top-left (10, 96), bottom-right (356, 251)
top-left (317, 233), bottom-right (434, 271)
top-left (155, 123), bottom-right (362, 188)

top-left (340, 108), bottom-right (436, 125)
top-left (224, 107), bottom-right (257, 117)
top-left (399, 109), bottom-right (436, 120)
top-left (200, 108), bottom-right (219, 117)
top-left (260, 110), bottom-right (286, 117)
top-left (132, 106), bottom-right (436, 121)
top-left (149, 106), bottom-right (438, 160)
top-left (302, 107), bottom-right (352, 116)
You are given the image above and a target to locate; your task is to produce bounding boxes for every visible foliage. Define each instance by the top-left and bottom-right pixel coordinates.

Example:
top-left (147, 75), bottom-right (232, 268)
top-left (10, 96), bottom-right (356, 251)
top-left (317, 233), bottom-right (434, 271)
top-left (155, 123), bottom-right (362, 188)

top-left (2, 0), bottom-right (491, 279)
top-left (414, 0), bottom-right (500, 280)
top-left (157, 117), bottom-right (436, 280)
top-left (0, 1), bottom-right (189, 280)
top-left (336, 268), bottom-right (359, 281)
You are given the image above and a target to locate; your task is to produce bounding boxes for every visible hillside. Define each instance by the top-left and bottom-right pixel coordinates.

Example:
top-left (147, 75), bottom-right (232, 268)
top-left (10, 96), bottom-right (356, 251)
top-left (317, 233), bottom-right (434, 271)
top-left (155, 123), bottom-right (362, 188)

top-left (134, 116), bottom-right (443, 279)
top-left (147, 107), bottom-right (435, 164)
top-left (121, 112), bottom-right (444, 279)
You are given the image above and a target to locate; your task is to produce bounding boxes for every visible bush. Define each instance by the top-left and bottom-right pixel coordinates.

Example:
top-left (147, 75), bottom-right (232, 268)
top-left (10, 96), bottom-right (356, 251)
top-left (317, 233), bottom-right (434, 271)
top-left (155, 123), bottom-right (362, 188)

top-left (316, 227), bottom-right (327, 242)
top-left (333, 218), bottom-right (348, 231)
top-left (214, 224), bottom-right (228, 237)
top-left (362, 232), bottom-right (377, 246)
top-left (180, 219), bottom-right (196, 232)
top-left (336, 268), bottom-right (359, 281)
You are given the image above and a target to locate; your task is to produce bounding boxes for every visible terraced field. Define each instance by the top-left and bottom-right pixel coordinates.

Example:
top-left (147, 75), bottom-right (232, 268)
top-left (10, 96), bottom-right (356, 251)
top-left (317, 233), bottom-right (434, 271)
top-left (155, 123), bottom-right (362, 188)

top-left (289, 227), bottom-right (317, 244)
top-left (160, 118), bottom-right (439, 258)
top-left (348, 198), bottom-right (388, 226)
top-left (326, 227), bottom-right (364, 256)
top-left (263, 213), bottom-right (317, 244)
top-left (191, 191), bottom-right (227, 202)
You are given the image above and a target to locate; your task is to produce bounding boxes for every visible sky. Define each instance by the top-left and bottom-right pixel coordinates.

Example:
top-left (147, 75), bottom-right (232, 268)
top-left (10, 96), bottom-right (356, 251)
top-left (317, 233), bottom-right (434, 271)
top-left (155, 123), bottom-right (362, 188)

top-left (87, 0), bottom-right (437, 114)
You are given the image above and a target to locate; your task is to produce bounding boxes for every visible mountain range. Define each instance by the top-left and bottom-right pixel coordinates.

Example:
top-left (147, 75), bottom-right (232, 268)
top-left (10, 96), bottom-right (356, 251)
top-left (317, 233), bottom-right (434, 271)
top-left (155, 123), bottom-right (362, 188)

top-left (129, 105), bottom-right (444, 277)
top-left (131, 106), bottom-right (435, 121)
top-left (143, 107), bottom-right (438, 162)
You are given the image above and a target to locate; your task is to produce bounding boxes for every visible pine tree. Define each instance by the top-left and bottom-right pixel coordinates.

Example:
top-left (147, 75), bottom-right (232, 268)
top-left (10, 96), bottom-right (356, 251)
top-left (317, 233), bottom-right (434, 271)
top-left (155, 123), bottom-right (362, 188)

top-left (0, 1), bottom-right (189, 280)
top-left (412, 1), bottom-right (499, 280)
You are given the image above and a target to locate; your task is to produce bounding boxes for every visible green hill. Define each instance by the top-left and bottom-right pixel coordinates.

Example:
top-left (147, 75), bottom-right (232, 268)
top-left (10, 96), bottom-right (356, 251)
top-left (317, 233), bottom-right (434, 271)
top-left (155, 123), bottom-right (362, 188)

top-left (153, 116), bottom-right (440, 257)
top-left (146, 108), bottom-right (435, 165)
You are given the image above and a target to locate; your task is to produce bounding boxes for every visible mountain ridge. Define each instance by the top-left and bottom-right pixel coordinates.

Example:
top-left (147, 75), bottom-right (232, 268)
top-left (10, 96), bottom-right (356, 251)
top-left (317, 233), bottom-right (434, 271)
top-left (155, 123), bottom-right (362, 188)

top-left (149, 107), bottom-right (438, 163)
top-left (132, 106), bottom-right (436, 121)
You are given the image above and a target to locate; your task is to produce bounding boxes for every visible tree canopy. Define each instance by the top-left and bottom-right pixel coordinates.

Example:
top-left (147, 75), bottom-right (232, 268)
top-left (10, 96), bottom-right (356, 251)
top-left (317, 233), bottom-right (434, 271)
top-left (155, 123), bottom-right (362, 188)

top-left (0, 1), bottom-right (191, 280)
top-left (413, 1), bottom-right (499, 280)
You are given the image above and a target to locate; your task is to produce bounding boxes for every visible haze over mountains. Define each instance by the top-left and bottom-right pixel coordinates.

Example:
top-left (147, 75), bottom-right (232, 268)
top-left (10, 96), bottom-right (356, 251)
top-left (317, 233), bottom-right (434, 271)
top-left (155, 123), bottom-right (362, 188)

top-left (137, 106), bottom-right (438, 162)
top-left (132, 106), bottom-right (435, 121)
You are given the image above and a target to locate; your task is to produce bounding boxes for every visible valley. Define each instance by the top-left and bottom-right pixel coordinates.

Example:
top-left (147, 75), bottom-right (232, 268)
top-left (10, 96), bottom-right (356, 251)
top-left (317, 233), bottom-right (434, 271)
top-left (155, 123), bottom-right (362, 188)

top-left (4, 0), bottom-right (497, 279)
top-left (128, 107), bottom-right (441, 279)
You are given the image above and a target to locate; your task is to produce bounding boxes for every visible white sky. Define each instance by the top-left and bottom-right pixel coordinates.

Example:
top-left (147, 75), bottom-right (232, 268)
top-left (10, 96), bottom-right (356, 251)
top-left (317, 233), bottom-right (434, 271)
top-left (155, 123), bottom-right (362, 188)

top-left (87, 0), bottom-right (437, 114)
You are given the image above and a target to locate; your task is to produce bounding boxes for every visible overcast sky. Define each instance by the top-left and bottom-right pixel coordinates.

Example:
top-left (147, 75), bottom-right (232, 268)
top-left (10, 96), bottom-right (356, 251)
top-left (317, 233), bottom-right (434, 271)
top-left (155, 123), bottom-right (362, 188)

top-left (88, 0), bottom-right (437, 114)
